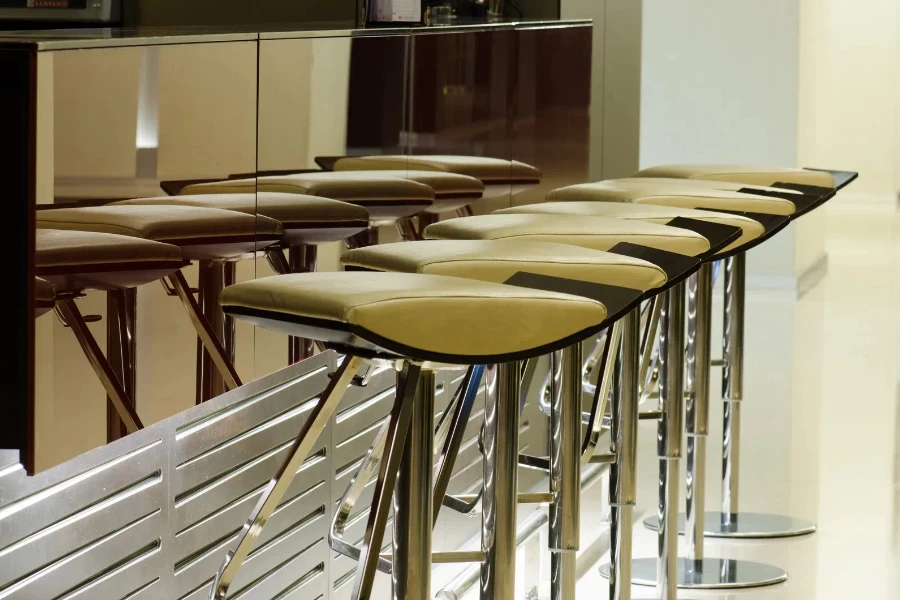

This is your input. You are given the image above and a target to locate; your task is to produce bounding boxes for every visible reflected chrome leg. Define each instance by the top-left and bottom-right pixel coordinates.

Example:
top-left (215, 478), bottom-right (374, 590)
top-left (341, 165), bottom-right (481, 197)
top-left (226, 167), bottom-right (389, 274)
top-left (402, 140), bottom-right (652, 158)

top-left (352, 362), bottom-right (422, 600)
top-left (196, 261), bottom-right (235, 403)
top-left (392, 369), bottom-right (435, 600)
top-left (210, 355), bottom-right (361, 600)
top-left (288, 245), bottom-right (317, 365)
top-left (549, 345), bottom-right (582, 600)
top-left (106, 288), bottom-right (136, 441)
top-left (169, 271), bottom-right (241, 395)
top-left (640, 261), bottom-right (791, 588)
top-left (58, 299), bottom-right (143, 433)
top-left (481, 363), bottom-right (520, 600)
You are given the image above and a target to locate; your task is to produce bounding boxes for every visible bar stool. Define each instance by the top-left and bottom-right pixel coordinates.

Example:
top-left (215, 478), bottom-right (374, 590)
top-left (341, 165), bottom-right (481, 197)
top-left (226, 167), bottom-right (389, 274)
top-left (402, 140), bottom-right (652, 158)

top-left (422, 214), bottom-right (744, 600)
top-left (614, 165), bottom-right (857, 546)
top-left (497, 200), bottom-right (794, 593)
top-left (35, 228), bottom-right (186, 437)
top-left (167, 172), bottom-right (436, 246)
top-left (114, 192), bottom-right (371, 366)
top-left (340, 239), bottom-right (678, 600)
top-left (36, 205), bottom-right (283, 406)
top-left (210, 271), bottom-right (614, 600)
top-left (319, 154), bottom-right (543, 204)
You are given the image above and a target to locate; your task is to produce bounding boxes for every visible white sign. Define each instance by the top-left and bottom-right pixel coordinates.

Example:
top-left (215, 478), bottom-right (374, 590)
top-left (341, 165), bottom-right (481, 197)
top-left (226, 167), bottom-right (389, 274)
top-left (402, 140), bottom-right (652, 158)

top-left (370, 0), bottom-right (422, 22)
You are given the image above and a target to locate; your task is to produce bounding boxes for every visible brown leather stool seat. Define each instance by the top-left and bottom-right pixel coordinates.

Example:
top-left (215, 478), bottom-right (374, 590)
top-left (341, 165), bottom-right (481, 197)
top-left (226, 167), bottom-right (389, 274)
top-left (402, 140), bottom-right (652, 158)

top-left (180, 173), bottom-right (435, 223)
top-left (36, 205), bottom-right (283, 260)
top-left (114, 192), bottom-right (370, 246)
top-left (323, 154), bottom-right (542, 202)
top-left (321, 170), bottom-right (484, 214)
top-left (35, 227), bottom-right (185, 291)
top-left (34, 277), bottom-right (57, 318)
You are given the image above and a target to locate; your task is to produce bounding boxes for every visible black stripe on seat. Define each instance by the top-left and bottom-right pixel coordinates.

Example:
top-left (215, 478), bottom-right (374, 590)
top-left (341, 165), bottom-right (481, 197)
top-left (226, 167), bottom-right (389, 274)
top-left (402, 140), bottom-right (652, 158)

top-left (737, 187), bottom-right (819, 214)
top-left (605, 243), bottom-right (700, 288)
top-left (663, 217), bottom-right (741, 260)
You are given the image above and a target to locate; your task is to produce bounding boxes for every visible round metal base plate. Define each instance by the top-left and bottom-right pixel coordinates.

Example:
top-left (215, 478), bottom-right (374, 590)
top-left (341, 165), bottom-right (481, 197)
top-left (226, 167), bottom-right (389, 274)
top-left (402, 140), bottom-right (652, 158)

top-left (598, 557), bottom-right (788, 589)
top-left (643, 511), bottom-right (816, 539)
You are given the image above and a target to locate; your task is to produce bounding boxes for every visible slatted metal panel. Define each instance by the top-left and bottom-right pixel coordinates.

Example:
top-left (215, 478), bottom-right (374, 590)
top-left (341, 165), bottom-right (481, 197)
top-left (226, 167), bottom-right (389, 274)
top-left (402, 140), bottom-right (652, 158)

top-left (0, 352), bottom-right (553, 600)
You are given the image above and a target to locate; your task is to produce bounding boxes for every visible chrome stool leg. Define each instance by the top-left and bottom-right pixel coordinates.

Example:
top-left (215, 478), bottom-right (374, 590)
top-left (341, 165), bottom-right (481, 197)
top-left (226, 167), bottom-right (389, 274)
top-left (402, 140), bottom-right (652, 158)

top-left (549, 345), bottom-right (582, 600)
top-left (481, 362), bottom-right (520, 600)
top-left (393, 369), bottom-right (436, 600)
top-left (209, 355), bottom-right (361, 600)
top-left (642, 261), bottom-right (789, 588)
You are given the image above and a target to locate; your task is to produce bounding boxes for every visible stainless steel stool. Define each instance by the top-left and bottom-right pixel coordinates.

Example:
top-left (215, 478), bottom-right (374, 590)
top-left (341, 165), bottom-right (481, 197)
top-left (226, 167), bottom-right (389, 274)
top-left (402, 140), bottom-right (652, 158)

top-left (212, 271), bottom-right (613, 600)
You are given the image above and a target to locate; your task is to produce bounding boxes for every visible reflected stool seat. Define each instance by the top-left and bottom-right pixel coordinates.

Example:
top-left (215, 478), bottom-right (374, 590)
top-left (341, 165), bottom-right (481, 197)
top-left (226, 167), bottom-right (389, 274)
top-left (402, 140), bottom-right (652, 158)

top-left (178, 172), bottom-right (435, 225)
top-left (322, 154), bottom-right (542, 201)
top-left (35, 228), bottom-right (187, 437)
top-left (37, 205), bottom-right (284, 405)
top-left (210, 271), bottom-right (610, 600)
top-left (114, 192), bottom-right (373, 367)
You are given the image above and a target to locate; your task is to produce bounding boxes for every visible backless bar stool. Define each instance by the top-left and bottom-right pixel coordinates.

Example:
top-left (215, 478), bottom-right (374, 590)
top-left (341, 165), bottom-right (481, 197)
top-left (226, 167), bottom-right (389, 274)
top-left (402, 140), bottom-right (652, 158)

top-left (114, 192), bottom-right (370, 368)
top-left (498, 200), bottom-right (793, 591)
top-left (319, 154), bottom-right (543, 207)
top-left (623, 165), bottom-right (857, 542)
top-left (35, 229), bottom-right (186, 436)
top-left (212, 271), bottom-right (612, 600)
top-left (167, 172), bottom-right (436, 246)
top-left (36, 205), bottom-right (283, 407)
top-left (423, 214), bottom-right (738, 600)
top-left (341, 240), bottom-right (682, 600)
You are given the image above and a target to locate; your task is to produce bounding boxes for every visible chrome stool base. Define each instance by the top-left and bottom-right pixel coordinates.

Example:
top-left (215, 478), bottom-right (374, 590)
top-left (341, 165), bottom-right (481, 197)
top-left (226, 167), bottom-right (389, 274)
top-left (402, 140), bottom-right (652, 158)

top-left (642, 511), bottom-right (816, 539)
top-left (599, 557), bottom-right (787, 589)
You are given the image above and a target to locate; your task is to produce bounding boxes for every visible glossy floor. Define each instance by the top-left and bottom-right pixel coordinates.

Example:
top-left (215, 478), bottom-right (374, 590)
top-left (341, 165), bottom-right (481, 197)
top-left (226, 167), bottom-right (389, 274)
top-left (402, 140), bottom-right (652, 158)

top-left (573, 199), bottom-right (900, 598)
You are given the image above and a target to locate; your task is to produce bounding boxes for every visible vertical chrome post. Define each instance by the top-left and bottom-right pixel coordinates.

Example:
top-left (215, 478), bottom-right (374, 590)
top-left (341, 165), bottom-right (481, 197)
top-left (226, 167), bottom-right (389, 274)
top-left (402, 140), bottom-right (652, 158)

top-left (106, 288), bottom-right (136, 441)
top-left (608, 308), bottom-right (640, 600)
top-left (721, 254), bottom-right (745, 524)
top-left (393, 369), bottom-right (435, 600)
top-left (685, 263), bottom-right (713, 562)
top-left (197, 261), bottom-right (235, 403)
top-left (288, 245), bottom-right (317, 364)
top-left (657, 284), bottom-right (685, 599)
top-left (481, 362), bottom-right (520, 600)
top-left (549, 344), bottom-right (582, 600)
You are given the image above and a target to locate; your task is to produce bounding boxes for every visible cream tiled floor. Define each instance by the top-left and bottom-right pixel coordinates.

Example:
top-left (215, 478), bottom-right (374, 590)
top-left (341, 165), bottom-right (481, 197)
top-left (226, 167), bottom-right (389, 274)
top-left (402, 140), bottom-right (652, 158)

top-left (573, 199), bottom-right (900, 598)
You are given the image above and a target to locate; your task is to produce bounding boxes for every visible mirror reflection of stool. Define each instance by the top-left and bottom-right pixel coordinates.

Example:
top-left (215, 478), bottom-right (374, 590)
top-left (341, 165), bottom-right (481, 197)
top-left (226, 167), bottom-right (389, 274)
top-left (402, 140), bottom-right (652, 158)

top-left (168, 172), bottom-right (436, 246)
top-left (210, 271), bottom-right (612, 600)
top-left (35, 229), bottom-right (185, 439)
top-left (36, 205), bottom-right (283, 408)
top-left (115, 192), bottom-right (370, 366)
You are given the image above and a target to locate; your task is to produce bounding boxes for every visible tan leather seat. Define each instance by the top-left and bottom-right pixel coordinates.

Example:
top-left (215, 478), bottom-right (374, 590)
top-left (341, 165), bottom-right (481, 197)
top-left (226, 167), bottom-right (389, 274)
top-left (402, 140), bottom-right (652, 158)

top-left (633, 164), bottom-right (836, 189)
top-left (331, 155), bottom-right (542, 184)
top-left (497, 202), bottom-right (765, 254)
top-left (36, 205), bottom-right (282, 261)
top-left (220, 272), bottom-right (608, 363)
top-left (180, 173), bottom-right (435, 222)
top-left (343, 240), bottom-right (667, 292)
top-left (114, 193), bottom-right (369, 245)
top-left (34, 277), bottom-right (56, 317)
top-left (423, 214), bottom-right (711, 257)
top-left (35, 228), bottom-right (185, 291)
top-left (547, 181), bottom-right (797, 216)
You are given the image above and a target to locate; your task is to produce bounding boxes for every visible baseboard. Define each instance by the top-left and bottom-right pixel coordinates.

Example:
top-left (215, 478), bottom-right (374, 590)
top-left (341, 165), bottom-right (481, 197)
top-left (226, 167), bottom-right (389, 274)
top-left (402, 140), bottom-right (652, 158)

top-left (744, 252), bottom-right (829, 298)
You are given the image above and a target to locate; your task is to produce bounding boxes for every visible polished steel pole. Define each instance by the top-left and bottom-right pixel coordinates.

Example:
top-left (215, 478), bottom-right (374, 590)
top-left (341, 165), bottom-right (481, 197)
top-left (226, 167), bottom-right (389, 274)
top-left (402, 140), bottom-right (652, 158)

top-left (549, 345), bottom-right (583, 600)
top-left (393, 369), bottom-right (435, 600)
top-left (685, 264), bottom-right (712, 562)
top-left (721, 255), bottom-right (745, 524)
top-left (481, 362), bottom-right (520, 600)
top-left (609, 308), bottom-right (640, 600)
top-left (657, 284), bottom-right (685, 599)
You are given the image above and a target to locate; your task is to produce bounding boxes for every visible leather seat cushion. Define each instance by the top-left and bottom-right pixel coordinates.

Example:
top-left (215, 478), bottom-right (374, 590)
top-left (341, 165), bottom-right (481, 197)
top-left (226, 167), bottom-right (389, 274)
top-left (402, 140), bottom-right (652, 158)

top-left (498, 202), bottom-right (764, 254)
top-left (423, 214), bottom-right (710, 257)
top-left (633, 164), bottom-right (836, 188)
top-left (547, 181), bottom-right (796, 216)
top-left (220, 271), bottom-right (607, 362)
top-left (333, 155), bottom-right (542, 183)
top-left (36, 228), bottom-right (183, 267)
top-left (342, 240), bottom-right (667, 291)
top-left (614, 177), bottom-right (808, 198)
top-left (114, 192), bottom-right (370, 226)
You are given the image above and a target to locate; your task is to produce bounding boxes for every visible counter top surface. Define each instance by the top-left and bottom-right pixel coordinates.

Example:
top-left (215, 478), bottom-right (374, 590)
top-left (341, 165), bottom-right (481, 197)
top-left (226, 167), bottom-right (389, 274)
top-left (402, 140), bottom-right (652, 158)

top-left (0, 18), bottom-right (590, 50)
